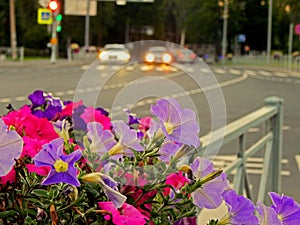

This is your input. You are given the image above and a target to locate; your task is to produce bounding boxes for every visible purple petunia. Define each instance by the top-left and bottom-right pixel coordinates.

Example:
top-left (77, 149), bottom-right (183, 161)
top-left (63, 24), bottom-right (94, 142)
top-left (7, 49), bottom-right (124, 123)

top-left (220, 189), bottom-right (259, 225)
top-left (108, 120), bottom-right (143, 157)
top-left (0, 118), bottom-right (23, 176)
top-left (81, 172), bottom-right (127, 208)
top-left (256, 201), bottom-right (281, 225)
top-left (87, 122), bottom-right (116, 155)
top-left (28, 90), bottom-right (63, 120)
top-left (150, 98), bottom-right (200, 148)
top-left (28, 90), bottom-right (46, 108)
top-left (269, 192), bottom-right (300, 225)
top-left (33, 138), bottom-right (82, 187)
top-left (190, 157), bottom-right (229, 209)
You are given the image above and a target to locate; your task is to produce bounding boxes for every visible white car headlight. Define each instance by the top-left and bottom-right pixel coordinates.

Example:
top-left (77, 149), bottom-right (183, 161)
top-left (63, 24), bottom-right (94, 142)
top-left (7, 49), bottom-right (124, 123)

top-left (99, 51), bottom-right (109, 60)
top-left (162, 53), bottom-right (172, 64)
top-left (145, 53), bottom-right (154, 62)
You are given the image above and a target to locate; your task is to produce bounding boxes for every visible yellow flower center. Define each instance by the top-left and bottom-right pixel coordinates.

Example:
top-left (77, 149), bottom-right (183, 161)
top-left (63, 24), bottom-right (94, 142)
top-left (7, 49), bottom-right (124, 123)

top-left (278, 214), bottom-right (283, 221)
top-left (54, 159), bottom-right (69, 172)
top-left (164, 122), bottom-right (174, 135)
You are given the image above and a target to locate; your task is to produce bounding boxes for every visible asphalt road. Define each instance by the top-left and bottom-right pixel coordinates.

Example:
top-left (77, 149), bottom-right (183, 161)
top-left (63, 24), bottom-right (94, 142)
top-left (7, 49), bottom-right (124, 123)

top-left (1, 58), bottom-right (300, 202)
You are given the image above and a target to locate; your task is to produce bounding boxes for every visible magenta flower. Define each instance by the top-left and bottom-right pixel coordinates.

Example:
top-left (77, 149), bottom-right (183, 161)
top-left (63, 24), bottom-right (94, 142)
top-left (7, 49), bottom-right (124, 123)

top-left (220, 189), bottom-right (259, 225)
top-left (0, 118), bottom-right (23, 176)
top-left (80, 106), bottom-right (111, 130)
top-left (33, 138), bottom-right (82, 187)
top-left (150, 98), bottom-right (200, 148)
top-left (108, 121), bottom-right (143, 157)
top-left (163, 172), bottom-right (190, 196)
top-left (190, 157), bottom-right (229, 209)
top-left (98, 202), bottom-right (149, 225)
top-left (269, 192), bottom-right (300, 225)
top-left (256, 201), bottom-right (281, 225)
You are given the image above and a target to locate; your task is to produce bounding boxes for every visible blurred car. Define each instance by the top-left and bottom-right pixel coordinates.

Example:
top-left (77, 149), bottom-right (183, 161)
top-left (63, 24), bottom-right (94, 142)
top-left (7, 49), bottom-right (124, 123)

top-left (98, 44), bottom-right (130, 64)
top-left (144, 46), bottom-right (173, 64)
top-left (170, 47), bottom-right (197, 64)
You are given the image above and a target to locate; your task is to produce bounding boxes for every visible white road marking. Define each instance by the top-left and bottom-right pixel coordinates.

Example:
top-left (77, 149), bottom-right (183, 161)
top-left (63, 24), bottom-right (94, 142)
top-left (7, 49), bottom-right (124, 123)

top-left (274, 72), bottom-right (288, 77)
top-left (213, 68), bottom-right (226, 74)
top-left (295, 155), bottom-right (300, 173)
top-left (96, 65), bottom-right (106, 70)
top-left (14, 96), bottom-right (27, 101)
top-left (283, 125), bottom-right (291, 130)
top-left (199, 67), bottom-right (211, 73)
top-left (248, 127), bottom-right (260, 133)
top-left (259, 70), bottom-right (272, 76)
top-left (211, 155), bottom-right (290, 176)
top-left (244, 70), bottom-right (257, 76)
top-left (80, 65), bottom-right (89, 70)
top-left (0, 98), bottom-right (12, 103)
top-left (229, 69), bottom-right (242, 75)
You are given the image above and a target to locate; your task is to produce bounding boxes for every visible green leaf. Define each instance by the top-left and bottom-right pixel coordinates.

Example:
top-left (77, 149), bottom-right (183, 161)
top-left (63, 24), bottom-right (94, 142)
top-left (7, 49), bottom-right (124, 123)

top-left (31, 189), bottom-right (49, 199)
top-left (0, 210), bottom-right (18, 218)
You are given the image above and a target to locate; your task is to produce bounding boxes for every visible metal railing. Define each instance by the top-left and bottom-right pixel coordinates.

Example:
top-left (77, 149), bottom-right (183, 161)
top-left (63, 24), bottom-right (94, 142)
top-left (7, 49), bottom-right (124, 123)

top-left (198, 96), bottom-right (283, 203)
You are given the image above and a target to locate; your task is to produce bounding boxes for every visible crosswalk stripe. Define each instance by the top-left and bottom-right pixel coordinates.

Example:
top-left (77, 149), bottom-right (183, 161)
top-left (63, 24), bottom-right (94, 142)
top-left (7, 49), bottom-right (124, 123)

top-left (295, 155), bottom-right (300, 173)
top-left (209, 155), bottom-right (290, 176)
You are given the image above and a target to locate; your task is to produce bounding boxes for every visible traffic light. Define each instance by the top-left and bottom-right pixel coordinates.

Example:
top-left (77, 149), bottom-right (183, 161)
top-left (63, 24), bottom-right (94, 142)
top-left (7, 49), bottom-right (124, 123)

top-left (56, 14), bottom-right (62, 32)
top-left (48, 0), bottom-right (60, 12)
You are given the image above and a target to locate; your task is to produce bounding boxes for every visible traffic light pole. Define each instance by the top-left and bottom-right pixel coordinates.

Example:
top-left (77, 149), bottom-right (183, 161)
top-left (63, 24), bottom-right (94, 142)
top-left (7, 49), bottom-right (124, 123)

top-left (50, 15), bottom-right (57, 64)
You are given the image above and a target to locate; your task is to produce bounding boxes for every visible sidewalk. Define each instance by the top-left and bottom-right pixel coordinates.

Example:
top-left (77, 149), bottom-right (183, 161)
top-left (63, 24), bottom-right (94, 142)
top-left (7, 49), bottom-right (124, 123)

top-left (0, 53), bottom-right (97, 68)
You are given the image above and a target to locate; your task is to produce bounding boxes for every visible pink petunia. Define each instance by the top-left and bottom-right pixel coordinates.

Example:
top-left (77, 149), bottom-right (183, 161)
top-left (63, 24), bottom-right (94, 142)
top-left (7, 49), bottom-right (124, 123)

top-left (60, 100), bottom-right (83, 118)
top-left (98, 202), bottom-right (149, 225)
top-left (23, 115), bottom-right (59, 141)
top-left (26, 164), bottom-right (50, 176)
top-left (0, 167), bottom-right (16, 185)
top-left (22, 136), bottom-right (49, 158)
top-left (163, 172), bottom-right (190, 196)
top-left (2, 105), bottom-right (32, 135)
top-left (80, 106), bottom-right (111, 130)
top-left (138, 116), bottom-right (152, 134)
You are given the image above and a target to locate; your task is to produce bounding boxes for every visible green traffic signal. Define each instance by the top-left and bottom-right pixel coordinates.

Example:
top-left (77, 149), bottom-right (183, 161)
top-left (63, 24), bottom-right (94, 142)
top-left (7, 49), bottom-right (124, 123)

top-left (56, 14), bottom-right (62, 21)
top-left (56, 25), bottom-right (62, 32)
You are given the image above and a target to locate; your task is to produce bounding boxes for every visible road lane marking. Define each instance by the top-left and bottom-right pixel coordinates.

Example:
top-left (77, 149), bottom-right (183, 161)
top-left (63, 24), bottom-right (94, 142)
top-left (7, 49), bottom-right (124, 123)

top-left (0, 98), bottom-right (12, 103)
top-left (259, 70), bottom-right (272, 76)
top-left (244, 70), bottom-right (257, 76)
top-left (248, 127), bottom-right (260, 133)
top-left (210, 155), bottom-right (290, 176)
top-left (14, 96), bottom-right (27, 101)
top-left (295, 155), bottom-right (300, 173)
top-left (274, 72), bottom-right (288, 77)
top-left (213, 68), bottom-right (226, 74)
top-left (229, 69), bottom-right (242, 75)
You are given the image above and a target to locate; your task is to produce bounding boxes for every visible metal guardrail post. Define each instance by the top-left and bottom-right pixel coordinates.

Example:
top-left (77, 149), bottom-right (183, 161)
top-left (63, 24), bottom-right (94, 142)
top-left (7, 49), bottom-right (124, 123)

top-left (264, 96), bottom-right (284, 194)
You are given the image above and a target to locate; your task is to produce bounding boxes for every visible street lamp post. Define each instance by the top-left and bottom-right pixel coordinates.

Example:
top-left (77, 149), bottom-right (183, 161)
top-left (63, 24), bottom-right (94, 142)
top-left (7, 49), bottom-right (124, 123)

top-left (221, 0), bottom-right (229, 61)
top-left (84, 0), bottom-right (91, 52)
top-left (9, 0), bottom-right (17, 60)
top-left (266, 0), bottom-right (273, 63)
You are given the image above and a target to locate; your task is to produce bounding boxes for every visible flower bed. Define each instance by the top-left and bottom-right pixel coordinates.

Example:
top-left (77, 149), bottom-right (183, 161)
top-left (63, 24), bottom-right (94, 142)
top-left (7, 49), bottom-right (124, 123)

top-left (0, 90), bottom-right (299, 225)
